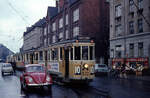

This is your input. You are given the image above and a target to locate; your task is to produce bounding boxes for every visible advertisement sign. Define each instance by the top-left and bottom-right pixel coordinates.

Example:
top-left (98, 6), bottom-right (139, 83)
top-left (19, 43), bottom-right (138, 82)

top-left (47, 62), bottom-right (59, 72)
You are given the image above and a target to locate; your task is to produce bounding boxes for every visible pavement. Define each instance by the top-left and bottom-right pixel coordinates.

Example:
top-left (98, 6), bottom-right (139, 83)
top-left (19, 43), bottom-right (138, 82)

top-left (119, 75), bottom-right (150, 82)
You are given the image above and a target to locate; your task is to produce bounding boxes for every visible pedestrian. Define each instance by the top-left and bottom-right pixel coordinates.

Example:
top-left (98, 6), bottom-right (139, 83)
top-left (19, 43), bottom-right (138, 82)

top-left (120, 63), bottom-right (127, 78)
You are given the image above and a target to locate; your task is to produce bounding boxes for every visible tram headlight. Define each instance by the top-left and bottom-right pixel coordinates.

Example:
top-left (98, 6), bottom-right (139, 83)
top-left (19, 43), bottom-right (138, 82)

top-left (46, 76), bottom-right (51, 82)
top-left (84, 64), bottom-right (89, 69)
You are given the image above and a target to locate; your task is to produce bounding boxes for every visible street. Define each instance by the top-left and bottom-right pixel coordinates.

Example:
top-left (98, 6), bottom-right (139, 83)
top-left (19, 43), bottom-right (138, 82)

top-left (0, 63), bottom-right (150, 98)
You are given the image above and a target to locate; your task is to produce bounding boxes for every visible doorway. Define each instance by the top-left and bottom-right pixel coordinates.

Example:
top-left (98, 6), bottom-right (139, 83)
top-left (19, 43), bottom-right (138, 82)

top-left (65, 49), bottom-right (69, 78)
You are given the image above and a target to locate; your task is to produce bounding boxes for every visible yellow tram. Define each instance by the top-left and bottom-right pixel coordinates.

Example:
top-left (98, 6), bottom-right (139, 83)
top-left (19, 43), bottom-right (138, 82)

top-left (8, 37), bottom-right (95, 83)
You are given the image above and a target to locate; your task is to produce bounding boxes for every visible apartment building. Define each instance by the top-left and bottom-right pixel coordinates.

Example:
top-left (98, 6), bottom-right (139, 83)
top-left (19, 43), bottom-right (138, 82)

top-left (43, 0), bottom-right (109, 63)
top-left (110, 0), bottom-right (150, 67)
top-left (23, 18), bottom-right (46, 51)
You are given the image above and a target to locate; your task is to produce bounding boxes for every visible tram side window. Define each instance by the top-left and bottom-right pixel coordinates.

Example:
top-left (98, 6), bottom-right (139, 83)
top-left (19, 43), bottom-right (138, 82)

top-left (75, 46), bottom-right (80, 60)
top-left (90, 46), bottom-right (94, 60)
top-left (71, 48), bottom-right (73, 60)
top-left (51, 48), bottom-right (58, 60)
top-left (40, 51), bottom-right (43, 60)
top-left (35, 53), bottom-right (38, 60)
top-left (82, 46), bottom-right (88, 60)
top-left (60, 48), bottom-right (62, 60)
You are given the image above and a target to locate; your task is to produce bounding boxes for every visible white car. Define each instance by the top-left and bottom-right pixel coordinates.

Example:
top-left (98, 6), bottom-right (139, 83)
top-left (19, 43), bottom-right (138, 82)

top-left (1, 63), bottom-right (14, 76)
top-left (95, 64), bottom-right (109, 75)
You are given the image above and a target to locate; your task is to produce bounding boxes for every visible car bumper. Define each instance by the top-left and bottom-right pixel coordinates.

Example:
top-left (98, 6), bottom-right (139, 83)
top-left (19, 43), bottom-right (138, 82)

top-left (27, 83), bottom-right (52, 87)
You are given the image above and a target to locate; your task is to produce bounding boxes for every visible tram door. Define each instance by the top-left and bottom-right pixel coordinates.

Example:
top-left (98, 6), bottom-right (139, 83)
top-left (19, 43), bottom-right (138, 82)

top-left (65, 49), bottom-right (69, 78)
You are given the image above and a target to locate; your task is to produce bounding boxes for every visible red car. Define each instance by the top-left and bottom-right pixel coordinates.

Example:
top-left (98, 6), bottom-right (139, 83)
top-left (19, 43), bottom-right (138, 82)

top-left (20, 64), bottom-right (52, 91)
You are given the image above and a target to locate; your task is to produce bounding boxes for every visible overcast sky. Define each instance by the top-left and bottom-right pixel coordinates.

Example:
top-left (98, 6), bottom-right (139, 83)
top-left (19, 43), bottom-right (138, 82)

top-left (0, 0), bottom-right (55, 53)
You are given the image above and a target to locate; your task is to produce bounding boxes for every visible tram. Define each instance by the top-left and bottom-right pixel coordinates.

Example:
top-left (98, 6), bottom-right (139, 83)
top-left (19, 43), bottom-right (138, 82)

top-left (7, 37), bottom-right (95, 83)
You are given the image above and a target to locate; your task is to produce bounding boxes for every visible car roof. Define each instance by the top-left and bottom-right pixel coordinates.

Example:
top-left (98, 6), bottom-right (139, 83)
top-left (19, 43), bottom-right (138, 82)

top-left (25, 64), bottom-right (42, 68)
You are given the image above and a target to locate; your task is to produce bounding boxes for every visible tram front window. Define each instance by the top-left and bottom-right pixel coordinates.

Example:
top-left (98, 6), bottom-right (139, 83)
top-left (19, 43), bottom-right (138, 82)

top-left (90, 46), bottom-right (94, 60)
top-left (75, 46), bottom-right (81, 60)
top-left (82, 46), bottom-right (88, 60)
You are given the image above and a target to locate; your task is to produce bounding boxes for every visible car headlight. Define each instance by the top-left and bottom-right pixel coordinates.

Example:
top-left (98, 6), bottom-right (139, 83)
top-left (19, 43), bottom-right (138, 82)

top-left (46, 76), bottom-right (51, 81)
top-left (28, 77), bottom-right (33, 83)
top-left (84, 64), bottom-right (89, 69)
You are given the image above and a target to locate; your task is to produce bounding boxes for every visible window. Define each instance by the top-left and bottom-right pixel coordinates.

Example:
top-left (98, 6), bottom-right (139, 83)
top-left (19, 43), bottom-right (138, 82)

top-left (71, 47), bottom-right (73, 60)
top-left (129, 44), bottom-right (134, 57)
top-left (60, 48), bottom-right (63, 60)
top-left (115, 45), bottom-right (122, 58)
top-left (73, 26), bottom-right (79, 37)
top-left (44, 39), bottom-right (46, 46)
top-left (35, 53), bottom-right (38, 60)
top-left (65, 14), bottom-right (68, 25)
top-left (44, 27), bottom-right (47, 35)
top-left (73, 8), bottom-right (79, 22)
top-left (59, 18), bottom-right (63, 28)
top-left (52, 35), bottom-right (56, 43)
top-left (115, 4), bottom-right (122, 17)
top-left (65, 30), bottom-right (69, 39)
top-left (129, 0), bottom-right (134, 12)
top-left (138, 19), bottom-right (143, 33)
top-left (129, 21), bottom-right (134, 34)
top-left (59, 32), bottom-right (63, 40)
top-left (90, 46), bottom-right (94, 60)
top-left (48, 50), bottom-right (50, 61)
top-left (52, 22), bottom-right (56, 32)
top-left (51, 48), bottom-right (58, 60)
top-left (39, 51), bottom-right (43, 60)
top-left (82, 46), bottom-right (88, 60)
top-left (138, 42), bottom-right (143, 57)
top-left (138, 0), bottom-right (143, 9)
top-left (75, 46), bottom-right (80, 60)
top-left (115, 24), bottom-right (122, 36)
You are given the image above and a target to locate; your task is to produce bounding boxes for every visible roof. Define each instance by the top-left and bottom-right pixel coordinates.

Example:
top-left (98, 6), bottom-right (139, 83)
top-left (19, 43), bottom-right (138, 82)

top-left (47, 7), bottom-right (58, 19)
top-left (68, 0), bottom-right (79, 6)
top-left (24, 17), bottom-right (46, 36)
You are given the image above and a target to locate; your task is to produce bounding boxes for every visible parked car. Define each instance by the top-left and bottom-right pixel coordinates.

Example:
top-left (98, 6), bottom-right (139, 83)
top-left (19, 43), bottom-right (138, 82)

top-left (1, 63), bottom-right (14, 76)
top-left (20, 64), bottom-right (52, 91)
top-left (95, 64), bottom-right (109, 75)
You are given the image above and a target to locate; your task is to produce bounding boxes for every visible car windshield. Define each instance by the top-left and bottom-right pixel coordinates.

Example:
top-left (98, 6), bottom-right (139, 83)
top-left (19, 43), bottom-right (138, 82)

top-left (26, 66), bottom-right (44, 72)
top-left (3, 64), bottom-right (12, 67)
top-left (98, 64), bottom-right (107, 68)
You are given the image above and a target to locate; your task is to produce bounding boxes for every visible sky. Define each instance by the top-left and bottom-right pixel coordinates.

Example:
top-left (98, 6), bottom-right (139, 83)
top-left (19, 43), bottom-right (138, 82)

top-left (0, 0), bottom-right (56, 53)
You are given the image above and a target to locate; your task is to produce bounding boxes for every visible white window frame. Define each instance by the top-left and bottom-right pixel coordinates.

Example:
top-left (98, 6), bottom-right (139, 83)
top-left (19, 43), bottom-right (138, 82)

top-left (52, 22), bottom-right (56, 32)
top-left (73, 26), bottom-right (79, 37)
top-left (65, 14), bottom-right (68, 25)
top-left (73, 8), bottom-right (79, 22)
top-left (59, 18), bottom-right (63, 28)
top-left (115, 4), bottom-right (122, 17)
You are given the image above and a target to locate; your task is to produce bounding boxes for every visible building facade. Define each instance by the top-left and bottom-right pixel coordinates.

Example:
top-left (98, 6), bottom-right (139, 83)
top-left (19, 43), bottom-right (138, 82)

top-left (110, 0), bottom-right (150, 67)
top-left (44, 0), bottom-right (109, 64)
top-left (23, 18), bottom-right (46, 51)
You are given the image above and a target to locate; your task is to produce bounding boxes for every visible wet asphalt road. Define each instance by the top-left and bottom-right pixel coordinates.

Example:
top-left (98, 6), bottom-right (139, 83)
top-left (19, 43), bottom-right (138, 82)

top-left (0, 63), bottom-right (150, 98)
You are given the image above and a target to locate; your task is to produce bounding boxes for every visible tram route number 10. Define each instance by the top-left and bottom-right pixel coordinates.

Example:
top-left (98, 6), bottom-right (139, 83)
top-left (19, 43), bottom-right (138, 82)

top-left (75, 66), bottom-right (81, 75)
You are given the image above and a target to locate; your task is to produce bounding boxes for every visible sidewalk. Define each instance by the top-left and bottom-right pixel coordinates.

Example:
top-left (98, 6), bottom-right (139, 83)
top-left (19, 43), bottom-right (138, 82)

top-left (120, 75), bottom-right (150, 82)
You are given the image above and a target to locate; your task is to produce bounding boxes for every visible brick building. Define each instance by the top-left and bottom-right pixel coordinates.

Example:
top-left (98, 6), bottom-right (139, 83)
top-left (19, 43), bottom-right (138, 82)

top-left (42, 0), bottom-right (109, 64)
